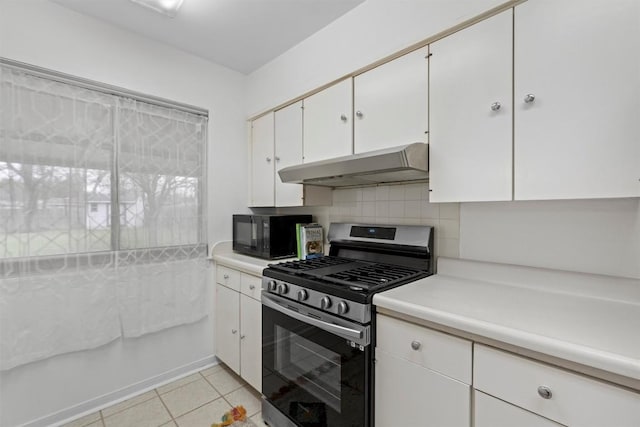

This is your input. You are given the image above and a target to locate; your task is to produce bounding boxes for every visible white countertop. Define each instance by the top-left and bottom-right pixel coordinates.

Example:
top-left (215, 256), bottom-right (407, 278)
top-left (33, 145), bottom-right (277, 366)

top-left (373, 258), bottom-right (640, 384)
top-left (209, 241), bottom-right (296, 276)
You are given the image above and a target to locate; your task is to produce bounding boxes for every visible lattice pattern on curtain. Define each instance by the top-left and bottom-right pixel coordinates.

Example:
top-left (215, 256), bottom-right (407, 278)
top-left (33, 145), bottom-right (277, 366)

top-left (0, 65), bottom-right (208, 370)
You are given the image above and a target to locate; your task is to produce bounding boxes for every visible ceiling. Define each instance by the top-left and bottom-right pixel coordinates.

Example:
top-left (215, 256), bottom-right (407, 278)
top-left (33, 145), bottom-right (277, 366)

top-left (50, 0), bottom-right (365, 75)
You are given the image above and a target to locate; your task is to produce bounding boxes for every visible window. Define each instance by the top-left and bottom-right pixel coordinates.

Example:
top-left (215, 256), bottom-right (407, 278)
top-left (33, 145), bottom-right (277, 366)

top-left (0, 63), bottom-right (209, 370)
top-left (0, 66), bottom-right (207, 258)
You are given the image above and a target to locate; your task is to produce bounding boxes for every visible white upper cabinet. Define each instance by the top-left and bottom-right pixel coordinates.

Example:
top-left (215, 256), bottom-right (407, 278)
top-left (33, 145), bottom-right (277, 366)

top-left (274, 101), bottom-right (304, 206)
top-left (249, 112), bottom-right (275, 207)
top-left (429, 10), bottom-right (513, 202)
top-left (354, 46), bottom-right (429, 153)
top-left (303, 78), bottom-right (353, 163)
top-left (514, 0), bottom-right (640, 200)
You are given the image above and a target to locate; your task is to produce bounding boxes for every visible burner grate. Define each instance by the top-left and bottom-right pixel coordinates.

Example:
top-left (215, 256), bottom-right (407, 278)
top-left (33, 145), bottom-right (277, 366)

top-left (270, 256), bottom-right (352, 273)
top-left (323, 264), bottom-right (423, 288)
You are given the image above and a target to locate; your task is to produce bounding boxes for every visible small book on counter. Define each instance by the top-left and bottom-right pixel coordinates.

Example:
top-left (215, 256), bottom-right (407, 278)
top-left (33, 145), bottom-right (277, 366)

top-left (296, 223), bottom-right (324, 260)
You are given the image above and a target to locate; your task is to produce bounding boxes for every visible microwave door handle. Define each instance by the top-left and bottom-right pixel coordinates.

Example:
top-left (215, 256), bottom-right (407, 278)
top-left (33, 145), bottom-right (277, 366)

top-left (262, 295), bottom-right (363, 340)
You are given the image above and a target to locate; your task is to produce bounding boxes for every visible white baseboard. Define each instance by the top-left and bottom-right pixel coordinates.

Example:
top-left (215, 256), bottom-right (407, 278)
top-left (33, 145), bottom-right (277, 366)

top-left (21, 356), bottom-right (219, 427)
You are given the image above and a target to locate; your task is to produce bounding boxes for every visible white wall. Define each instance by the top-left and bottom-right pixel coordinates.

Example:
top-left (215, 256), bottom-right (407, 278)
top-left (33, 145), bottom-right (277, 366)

top-left (246, 0), bottom-right (508, 115)
top-left (0, 1), bottom-right (247, 426)
top-left (460, 199), bottom-right (640, 279)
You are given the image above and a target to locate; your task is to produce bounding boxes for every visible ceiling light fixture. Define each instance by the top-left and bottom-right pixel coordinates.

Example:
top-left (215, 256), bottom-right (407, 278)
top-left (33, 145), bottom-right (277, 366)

top-left (130, 0), bottom-right (185, 18)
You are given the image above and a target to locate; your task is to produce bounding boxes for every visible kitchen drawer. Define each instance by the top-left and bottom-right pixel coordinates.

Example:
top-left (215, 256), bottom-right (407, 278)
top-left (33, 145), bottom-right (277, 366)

top-left (240, 273), bottom-right (261, 301)
top-left (376, 314), bottom-right (472, 384)
top-left (474, 344), bottom-right (640, 426)
top-left (216, 265), bottom-right (241, 291)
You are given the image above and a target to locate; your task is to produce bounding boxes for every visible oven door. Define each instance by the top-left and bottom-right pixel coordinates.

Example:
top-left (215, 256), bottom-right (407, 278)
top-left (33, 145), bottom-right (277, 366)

top-left (262, 293), bottom-right (371, 427)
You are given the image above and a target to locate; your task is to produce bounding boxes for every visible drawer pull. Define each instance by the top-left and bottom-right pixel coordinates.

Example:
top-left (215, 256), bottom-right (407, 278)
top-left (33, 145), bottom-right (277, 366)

top-left (411, 341), bottom-right (422, 351)
top-left (249, 285), bottom-right (256, 290)
top-left (223, 274), bottom-right (229, 279)
top-left (537, 386), bottom-right (553, 399)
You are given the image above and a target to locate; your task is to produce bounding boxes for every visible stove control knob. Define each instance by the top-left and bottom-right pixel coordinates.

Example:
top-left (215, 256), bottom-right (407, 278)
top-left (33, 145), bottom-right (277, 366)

top-left (320, 296), bottom-right (332, 310)
top-left (297, 289), bottom-right (309, 301)
top-left (337, 301), bottom-right (349, 315)
top-left (267, 280), bottom-right (277, 292)
top-left (277, 283), bottom-right (289, 295)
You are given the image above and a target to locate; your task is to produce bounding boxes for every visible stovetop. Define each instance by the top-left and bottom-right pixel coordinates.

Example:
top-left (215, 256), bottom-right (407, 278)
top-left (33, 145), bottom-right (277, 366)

top-left (264, 256), bottom-right (431, 304)
top-left (270, 256), bottom-right (426, 290)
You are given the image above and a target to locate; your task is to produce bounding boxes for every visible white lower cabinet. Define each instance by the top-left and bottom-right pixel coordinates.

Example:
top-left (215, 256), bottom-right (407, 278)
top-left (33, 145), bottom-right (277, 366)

top-left (215, 266), bottom-right (262, 391)
top-left (474, 390), bottom-right (563, 427)
top-left (375, 314), bottom-right (472, 426)
top-left (375, 349), bottom-right (470, 427)
top-left (473, 344), bottom-right (640, 427)
top-left (375, 317), bottom-right (640, 427)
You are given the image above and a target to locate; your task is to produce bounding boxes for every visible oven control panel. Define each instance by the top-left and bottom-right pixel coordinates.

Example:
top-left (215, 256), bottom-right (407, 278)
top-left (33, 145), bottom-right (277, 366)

top-left (262, 277), bottom-right (371, 324)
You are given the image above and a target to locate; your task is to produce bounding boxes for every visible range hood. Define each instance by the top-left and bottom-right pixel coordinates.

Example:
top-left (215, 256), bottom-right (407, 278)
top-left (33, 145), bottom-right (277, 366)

top-left (278, 143), bottom-right (428, 188)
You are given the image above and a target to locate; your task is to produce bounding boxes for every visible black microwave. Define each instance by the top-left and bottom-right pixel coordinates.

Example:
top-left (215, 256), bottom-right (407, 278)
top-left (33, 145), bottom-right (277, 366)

top-left (232, 214), bottom-right (312, 259)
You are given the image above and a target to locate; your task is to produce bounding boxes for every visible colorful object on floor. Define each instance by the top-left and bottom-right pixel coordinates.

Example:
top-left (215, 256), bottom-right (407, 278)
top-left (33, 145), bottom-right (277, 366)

top-left (211, 405), bottom-right (247, 427)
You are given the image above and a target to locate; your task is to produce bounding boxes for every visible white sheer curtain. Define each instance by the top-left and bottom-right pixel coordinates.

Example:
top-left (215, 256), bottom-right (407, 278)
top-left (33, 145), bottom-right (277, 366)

top-left (0, 65), bottom-right (208, 370)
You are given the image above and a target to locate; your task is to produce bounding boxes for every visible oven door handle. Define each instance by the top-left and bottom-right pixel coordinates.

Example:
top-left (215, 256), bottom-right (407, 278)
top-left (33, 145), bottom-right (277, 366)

top-left (262, 294), bottom-right (365, 340)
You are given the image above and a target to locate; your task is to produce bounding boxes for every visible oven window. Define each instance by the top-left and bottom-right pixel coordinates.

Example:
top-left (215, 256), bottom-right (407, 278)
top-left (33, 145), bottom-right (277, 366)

top-left (275, 326), bottom-right (342, 413)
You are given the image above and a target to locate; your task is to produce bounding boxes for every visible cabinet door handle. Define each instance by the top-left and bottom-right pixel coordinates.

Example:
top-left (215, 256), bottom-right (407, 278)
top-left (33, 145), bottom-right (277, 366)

top-left (411, 341), bottom-right (421, 350)
top-left (356, 110), bottom-right (364, 119)
top-left (340, 114), bottom-right (348, 122)
top-left (249, 284), bottom-right (256, 290)
top-left (240, 334), bottom-right (246, 340)
top-left (537, 386), bottom-right (552, 399)
top-left (231, 329), bottom-right (237, 334)
top-left (223, 274), bottom-right (229, 279)
top-left (266, 157), bottom-right (272, 162)
top-left (491, 102), bottom-right (501, 111)
top-left (524, 93), bottom-right (536, 104)
top-left (274, 156), bottom-right (280, 162)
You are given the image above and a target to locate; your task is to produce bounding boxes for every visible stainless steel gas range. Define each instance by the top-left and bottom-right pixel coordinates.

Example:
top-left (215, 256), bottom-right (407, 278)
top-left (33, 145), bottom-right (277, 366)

top-left (260, 223), bottom-right (434, 427)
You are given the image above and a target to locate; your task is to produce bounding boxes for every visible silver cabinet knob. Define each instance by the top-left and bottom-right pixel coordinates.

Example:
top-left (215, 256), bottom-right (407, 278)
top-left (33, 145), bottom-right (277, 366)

top-left (320, 296), bottom-right (332, 310)
top-left (231, 329), bottom-right (237, 334)
top-left (524, 93), bottom-right (536, 103)
top-left (249, 284), bottom-right (255, 290)
top-left (266, 157), bottom-right (272, 162)
top-left (275, 156), bottom-right (281, 161)
top-left (537, 386), bottom-right (552, 399)
top-left (297, 289), bottom-right (308, 301)
top-left (355, 110), bottom-right (363, 119)
top-left (223, 274), bottom-right (229, 279)
top-left (411, 341), bottom-right (421, 350)
top-left (491, 102), bottom-right (501, 111)
top-left (337, 301), bottom-right (349, 315)
top-left (340, 114), bottom-right (348, 122)
top-left (240, 334), bottom-right (245, 339)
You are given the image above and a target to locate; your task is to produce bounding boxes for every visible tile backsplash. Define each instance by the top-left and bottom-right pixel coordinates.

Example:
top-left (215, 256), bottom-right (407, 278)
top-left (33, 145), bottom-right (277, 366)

top-left (312, 182), bottom-right (460, 261)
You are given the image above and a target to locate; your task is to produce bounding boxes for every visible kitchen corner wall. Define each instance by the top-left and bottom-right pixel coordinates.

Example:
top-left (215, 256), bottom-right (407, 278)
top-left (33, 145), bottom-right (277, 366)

top-left (301, 182), bottom-right (460, 261)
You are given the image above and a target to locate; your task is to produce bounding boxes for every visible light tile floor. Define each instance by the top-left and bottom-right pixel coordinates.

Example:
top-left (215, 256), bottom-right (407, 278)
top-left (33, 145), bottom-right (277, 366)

top-left (63, 364), bottom-right (267, 427)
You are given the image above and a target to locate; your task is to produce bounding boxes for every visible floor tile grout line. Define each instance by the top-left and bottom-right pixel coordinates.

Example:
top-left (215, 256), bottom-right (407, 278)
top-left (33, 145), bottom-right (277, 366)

top-left (154, 387), bottom-right (178, 424)
top-left (99, 391), bottom-right (158, 420)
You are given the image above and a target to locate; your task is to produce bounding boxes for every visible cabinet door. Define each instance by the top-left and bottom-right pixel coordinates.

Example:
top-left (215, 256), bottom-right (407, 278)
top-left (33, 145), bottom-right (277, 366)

top-left (475, 391), bottom-right (564, 427)
top-left (514, 0), bottom-right (640, 200)
top-left (215, 283), bottom-right (240, 374)
top-left (303, 78), bottom-right (353, 163)
top-left (240, 294), bottom-right (262, 392)
top-left (250, 112), bottom-right (275, 207)
top-left (354, 46), bottom-right (428, 153)
top-left (375, 349), bottom-right (470, 427)
top-left (429, 10), bottom-right (513, 202)
top-left (274, 101), bottom-right (304, 206)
